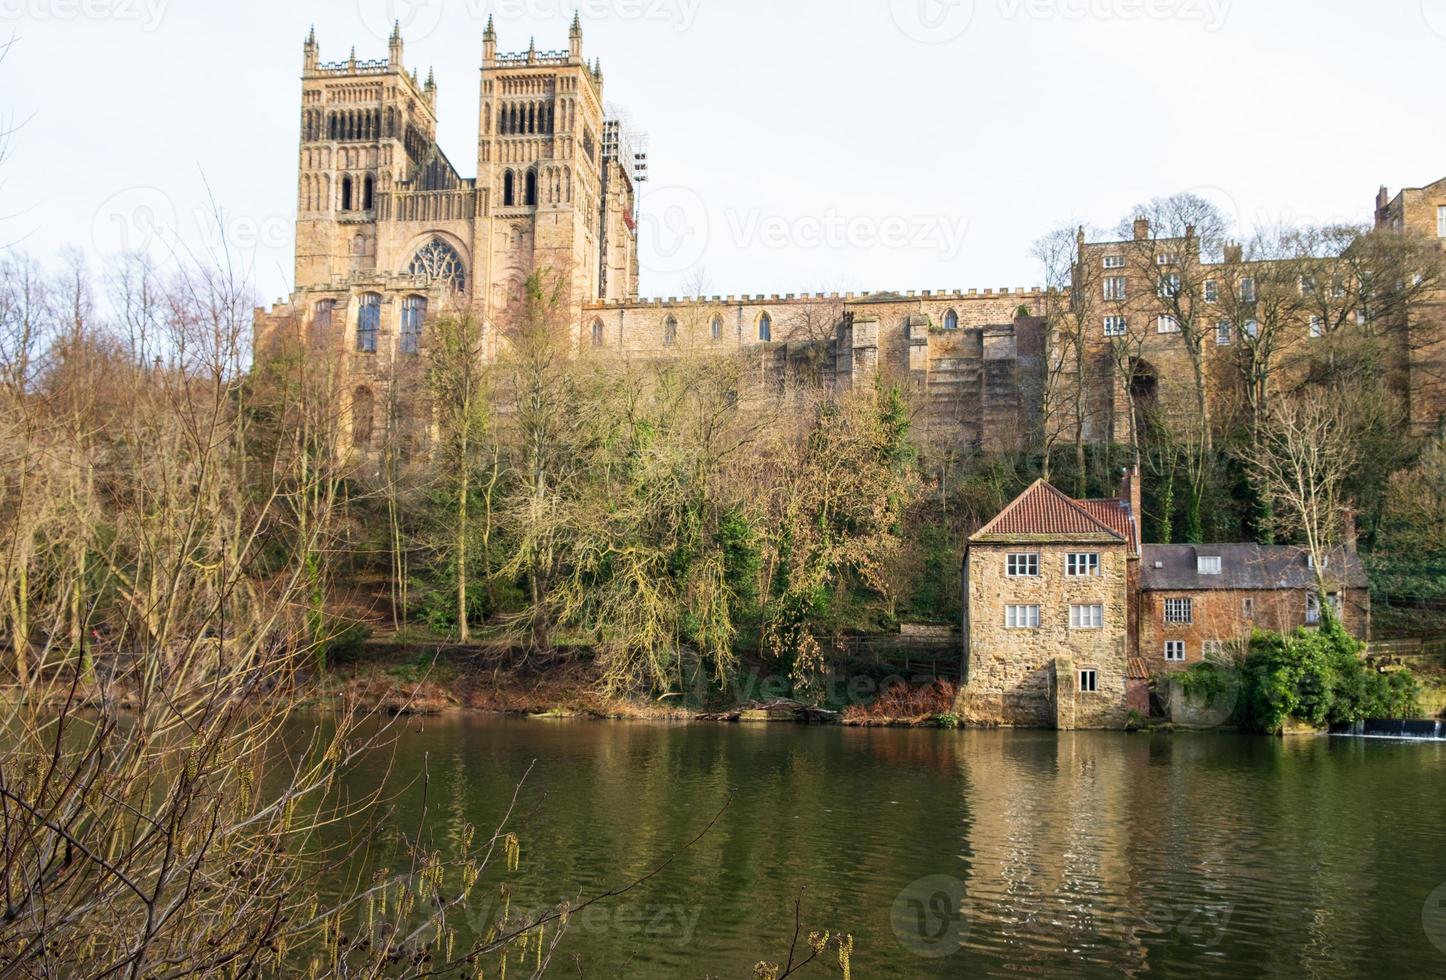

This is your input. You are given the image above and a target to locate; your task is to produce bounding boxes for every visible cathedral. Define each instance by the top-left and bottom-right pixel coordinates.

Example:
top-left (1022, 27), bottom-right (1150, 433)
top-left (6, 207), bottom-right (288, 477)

top-left (254, 21), bottom-right (1446, 454)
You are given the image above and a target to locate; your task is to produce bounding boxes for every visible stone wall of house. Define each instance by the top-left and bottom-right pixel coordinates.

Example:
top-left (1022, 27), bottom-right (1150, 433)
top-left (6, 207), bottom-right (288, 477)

top-left (964, 540), bottom-right (1133, 729)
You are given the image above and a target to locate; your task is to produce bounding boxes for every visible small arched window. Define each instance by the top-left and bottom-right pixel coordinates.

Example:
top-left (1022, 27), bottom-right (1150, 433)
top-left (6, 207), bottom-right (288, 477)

top-left (356, 293), bottom-right (381, 353)
top-left (711, 315), bottom-right (723, 342)
top-left (352, 388), bottom-right (375, 449)
top-left (503, 171), bottom-right (515, 207)
top-left (758, 312), bottom-right (772, 343)
top-left (664, 316), bottom-right (678, 347)
top-left (944, 309), bottom-right (959, 331)
top-left (591, 319), bottom-right (604, 348)
top-left (363, 175), bottom-right (375, 211)
top-left (400, 296), bottom-right (427, 355)
top-left (524, 168), bottom-right (538, 207)
top-left (341, 175), bottom-right (354, 212)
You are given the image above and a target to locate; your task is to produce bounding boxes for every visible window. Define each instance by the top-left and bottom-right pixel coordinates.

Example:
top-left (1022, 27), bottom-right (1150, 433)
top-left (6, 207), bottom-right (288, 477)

top-left (1243, 319), bottom-right (1260, 339)
top-left (524, 168), bottom-right (538, 206)
top-left (1164, 597), bottom-right (1193, 624)
top-left (758, 312), bottom-right (772, 342)
top-left (1309, 316), bottom-right (1324, 339)
top-left (1240, 277), bottom-right (1257, 303)
top-left (1216, 320), bottom-right (1232, 346)
top-left (341, 175), bottom-right (354, 211)
top-left (409, 239), bottom-right (468, 292)
top-left (1103, 255), bottom-right (1125, 269)
top-left (1104, 276), bottom-right (1127, 301)
top-left (1157, 273), bottom-right (1181, 299)
top-left (1156, 252), bottom-right (1175, 266)
top-left (314, 299), bottom-right (335, 331)
top-left (1299, 276), bottom-right (1316, 297)
top-left (1306, 592), bottom-right (1342, 625)
top-left (1078, 669), bottom-right (1099, 693)
top-left (1069, 604), bottom-right (1103, 629)
top-left (1243, 596), bottom-right (1256, 619)
top-left (1438, 205), bottom-right (1446, 238)
top-left (1165, 641), bottom-right (1186, 662)
top-left (1006, 553), bottom-right (1040, 577)
top-left (356, 293), bottom-right (381, 353)
top-left (1197, 556), bottom-right (1222, 575)
top-left (1356, 310), bottom-right (1368, 326)
top-left (944, 309), bottom-right (959, 331)
top-left (1307, 553), bottom-right (1328, 570)
top-left (664, 315), bottom-right (678, 347)
top-left (1203, 640), bottom-right (1224, 659)
top-left (1332, 275), bottom-right (1346, 299)
top-left (1006, 605), bottom-right (1041, 629)
top-left (1157, 315), bottom-right (1180, 334)
top-left (1104, 315), bottom-right (1127, 337)
top-left (351, 387), bottom-right (374, 449)
top-left (1066, 553), bottom-right (1101, 577)
top-left (711, 315), bottom-right (723, 341)
top-left (399, 296), bottom-right (426, 355)
top-left (1204, 279), bottom-right (1219, 304)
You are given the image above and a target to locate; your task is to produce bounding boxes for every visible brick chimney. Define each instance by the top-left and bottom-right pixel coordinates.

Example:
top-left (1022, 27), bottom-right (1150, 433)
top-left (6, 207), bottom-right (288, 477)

top-left (1223, 242), bottom-right (1243, 264)
top-left (1121, 466), bottom-right (1142, 554)
top-left (1132, 217), bottom-right (1150, 241)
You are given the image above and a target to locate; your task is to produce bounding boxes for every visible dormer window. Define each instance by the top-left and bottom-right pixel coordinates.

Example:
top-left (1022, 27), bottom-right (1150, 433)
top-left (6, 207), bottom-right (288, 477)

top-left (1197, 556), bottom-right (1222, 575)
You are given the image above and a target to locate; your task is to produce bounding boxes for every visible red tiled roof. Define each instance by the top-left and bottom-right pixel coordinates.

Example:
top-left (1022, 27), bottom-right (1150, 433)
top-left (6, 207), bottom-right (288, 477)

top-left (1127, 657), bottom-right (1151, 680)
top-left (1079, 499), bottom-right (1135, 543)
top-left (972, 480), bottom-right (1126, 541)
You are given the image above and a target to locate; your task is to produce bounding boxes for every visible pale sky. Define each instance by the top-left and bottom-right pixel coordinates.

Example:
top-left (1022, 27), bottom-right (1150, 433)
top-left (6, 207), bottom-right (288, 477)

top-left (4, 0), bottom-right (1445, 304)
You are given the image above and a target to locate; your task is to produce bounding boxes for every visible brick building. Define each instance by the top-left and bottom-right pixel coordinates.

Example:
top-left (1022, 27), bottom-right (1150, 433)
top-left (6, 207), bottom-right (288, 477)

top-left (962, 475), bottom-right (1371, 730)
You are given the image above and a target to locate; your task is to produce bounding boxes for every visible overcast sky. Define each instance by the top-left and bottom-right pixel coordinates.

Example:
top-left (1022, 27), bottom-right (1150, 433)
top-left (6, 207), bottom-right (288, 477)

top-left (4, 0), bottom-right (1445, 303)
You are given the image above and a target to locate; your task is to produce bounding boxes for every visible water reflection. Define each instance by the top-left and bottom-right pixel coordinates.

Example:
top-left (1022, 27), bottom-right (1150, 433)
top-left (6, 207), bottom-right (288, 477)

top-left (314, 717), bottom-right (1446, 978)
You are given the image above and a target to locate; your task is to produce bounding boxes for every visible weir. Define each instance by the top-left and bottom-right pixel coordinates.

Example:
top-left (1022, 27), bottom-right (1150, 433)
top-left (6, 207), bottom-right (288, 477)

top-left (1331, 719), bottom-right (1446, 740)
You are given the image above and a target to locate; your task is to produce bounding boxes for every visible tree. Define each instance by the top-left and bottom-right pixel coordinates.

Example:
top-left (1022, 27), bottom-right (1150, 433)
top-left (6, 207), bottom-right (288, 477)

top-left (1033, 225), bottom-right (1099, 493)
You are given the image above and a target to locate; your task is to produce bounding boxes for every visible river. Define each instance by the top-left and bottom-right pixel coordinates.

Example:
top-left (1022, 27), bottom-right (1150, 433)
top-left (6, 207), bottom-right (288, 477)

top-left (317, 716), bottom-right (1446, 977)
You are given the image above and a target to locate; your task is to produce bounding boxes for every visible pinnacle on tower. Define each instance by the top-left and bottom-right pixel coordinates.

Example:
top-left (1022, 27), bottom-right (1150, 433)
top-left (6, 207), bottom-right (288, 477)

top-left (571, 10), bottom-right (581, 35)
top-left (389, 19), bottom-right (404, 66)
top-left (569, 10), bottom-right (583, 59)
top-left (484, 13), bottom-right (495, 38)
top-left (306, 24), bottom-right (316, 46)
top-left (303, 25), bottom-right (319, 70)
top-left (390, 19), bottom-right (401, 42)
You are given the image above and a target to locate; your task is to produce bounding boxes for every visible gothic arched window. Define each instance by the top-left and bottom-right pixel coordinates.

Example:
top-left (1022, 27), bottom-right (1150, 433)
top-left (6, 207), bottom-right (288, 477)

top-left (711, 315), bottom-right (723, 342)
top-left (944, 309), bottom-right (959, 331)
top-left (400, 296), bottom-right (427, 355)
top-left (664, 315), bottom-right (678, 347)
top-left (341, 175), bottom-right (354, 212)
top-left (503, 170), bottom-right (515, 206)
top-left (408, 239), bottom-right (467, 293)
top-left (591, 319), bottom-right (604, 348)
top-left (356, 293), bottom-right (381, 353)
top-left (363, 175), bottom-right (375, 211)
top-left (758, 312), bottom-right (773, 343)
top-left (524, 168), bottom-right (538, 207)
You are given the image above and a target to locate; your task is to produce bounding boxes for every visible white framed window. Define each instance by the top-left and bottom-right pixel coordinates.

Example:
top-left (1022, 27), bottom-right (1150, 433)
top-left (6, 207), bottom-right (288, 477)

top-left (1356, 310), bottom-right (1368, 326)
top-left (1006, 605), bottom-right (1041, 629)
top-left (1307, 592), bottom-right (1342, 625)
top-left (1104, 315), bottom-right (1127, 337)
top-left (1240, 277), bottom-right (1257, 303)
top-left (1244, 319), bottom-right (1260, 339)
top-left (1078, 669), bottom-right (1099, 693)
top-left (1104, 276), bottom-right (1128, 301)
top-left (1157, 273), bottom-right (1181, 299)
top-left (1309, 316), bottom-right (1324, 339)
top-left (1006, 553), bottom-right (1040, 577)
top-left (1307, 553), bottom-right (1328, 570)
top-left (1438, 205), bottom-right (1446, 238)
top-left (1103, 254), bottom-right (1126, 269)
top-left (1332, 276), bottom-right (1347, 299)
top-left (1299, 276), bottom-right (1316, 297)
top-left (1216, 320), bottom-right (1232, 346)
top-left (1157, 314), bottom-right (1180, 334)
top-left (1243, 596), bottom-right (1256, 619)
top-left (1165, 641), bottom-right (1186, 662)
top-left (1203, 279), bottom-right (1219, 303)
top-left (1197, 556), bottom-right (1222, 575)
top-left (1156, 252), bottom-right (1175, 266)
top-left (1164, 597), bottom-right (1194, 624)
top-left (1066, 553), bottom-right (1101, 577)
top-left (1069, 604), bottom-right (1104, 629)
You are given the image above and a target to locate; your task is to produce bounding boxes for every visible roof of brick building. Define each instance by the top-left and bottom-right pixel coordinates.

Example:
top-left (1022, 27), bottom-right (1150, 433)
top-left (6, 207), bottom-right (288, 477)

top-left (1141, 544), bottom-right (1368, 591)
top-left (971, 480), bottom-right (1127, 543)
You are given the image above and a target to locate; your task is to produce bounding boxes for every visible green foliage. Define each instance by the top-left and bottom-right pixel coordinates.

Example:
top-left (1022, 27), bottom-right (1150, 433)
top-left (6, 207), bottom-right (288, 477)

top-left (318, 620), bottom-right (371, 667)
top-left (1234, 619), bottom-right (1419, 733)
